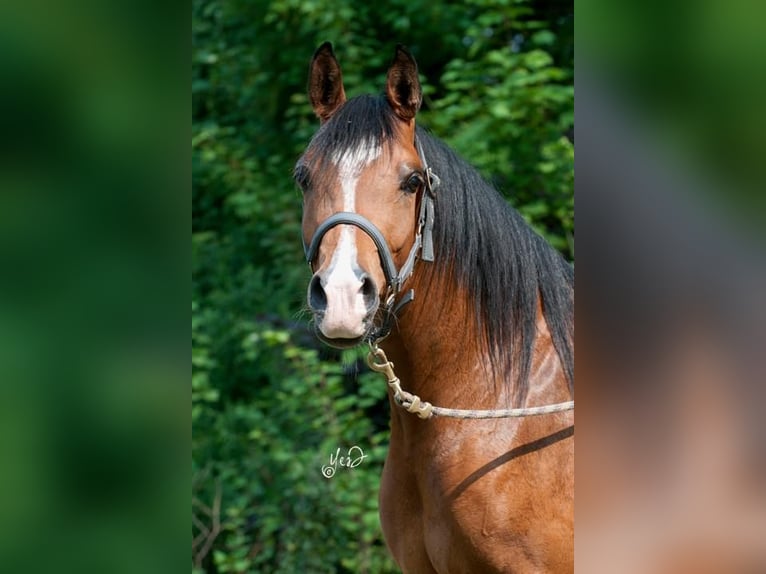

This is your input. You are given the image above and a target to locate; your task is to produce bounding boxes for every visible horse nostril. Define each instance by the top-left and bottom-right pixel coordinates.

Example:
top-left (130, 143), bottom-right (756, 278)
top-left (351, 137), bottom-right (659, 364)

top-left (308, 274), bottom-right (327, 311)
top-left (360, 274), bottom-right (377, 308)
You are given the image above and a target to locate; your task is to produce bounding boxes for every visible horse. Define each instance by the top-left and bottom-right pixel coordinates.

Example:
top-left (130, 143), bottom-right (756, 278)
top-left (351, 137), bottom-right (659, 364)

top-left (296, 42), bottom-right (574, 573)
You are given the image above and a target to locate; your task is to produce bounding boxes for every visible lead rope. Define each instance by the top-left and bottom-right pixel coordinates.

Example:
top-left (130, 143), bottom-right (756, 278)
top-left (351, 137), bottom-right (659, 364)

top-left (366, 344), bottom-right (574, 420)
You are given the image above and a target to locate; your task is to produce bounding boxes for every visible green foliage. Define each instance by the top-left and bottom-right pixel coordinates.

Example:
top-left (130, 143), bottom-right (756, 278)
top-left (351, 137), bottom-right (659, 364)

top-left (421, 0), bottom-right (574, 255)
top-left (193, 0), bottom-right (572, 571)
top-left (193, 321), bottom-right (393, 572)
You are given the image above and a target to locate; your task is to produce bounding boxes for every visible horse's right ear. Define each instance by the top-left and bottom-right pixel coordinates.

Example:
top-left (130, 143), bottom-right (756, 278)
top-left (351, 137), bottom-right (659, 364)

top-left (308, 42), bottom-right (346, 123)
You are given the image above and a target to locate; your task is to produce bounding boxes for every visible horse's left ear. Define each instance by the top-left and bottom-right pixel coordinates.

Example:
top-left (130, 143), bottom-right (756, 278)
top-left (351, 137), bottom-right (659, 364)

top-left (386, 45), bottom-right (422, 122)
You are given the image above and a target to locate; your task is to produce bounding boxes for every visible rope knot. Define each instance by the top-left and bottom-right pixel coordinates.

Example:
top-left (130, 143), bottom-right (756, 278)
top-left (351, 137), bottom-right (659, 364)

top-left (403, 395), bottom-right (433, 419)
top-left (387, 378), bottom-right (434, 420)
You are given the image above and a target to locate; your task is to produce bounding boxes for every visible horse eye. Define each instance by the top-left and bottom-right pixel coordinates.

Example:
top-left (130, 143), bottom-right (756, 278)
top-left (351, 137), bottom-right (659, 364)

top-left (294, 165), bottom-right (311, 191)
top-left (402, 172), bottom-right (424, 194)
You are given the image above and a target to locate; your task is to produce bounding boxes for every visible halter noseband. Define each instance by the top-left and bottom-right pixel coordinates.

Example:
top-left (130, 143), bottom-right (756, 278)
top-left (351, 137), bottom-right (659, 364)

top-left (303, 137), bottom-right (440, 342)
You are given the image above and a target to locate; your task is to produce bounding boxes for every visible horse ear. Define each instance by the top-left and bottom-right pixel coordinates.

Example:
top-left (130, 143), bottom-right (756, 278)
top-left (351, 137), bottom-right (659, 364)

top-left (308, 42), bottom-right (347, 123)
top-left (385, 45), bottom-right (422, 122)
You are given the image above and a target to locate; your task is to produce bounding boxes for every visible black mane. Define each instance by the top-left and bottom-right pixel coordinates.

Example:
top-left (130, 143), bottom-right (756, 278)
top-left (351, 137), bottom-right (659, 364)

top-left (300, 95), bottom-right (574, 406)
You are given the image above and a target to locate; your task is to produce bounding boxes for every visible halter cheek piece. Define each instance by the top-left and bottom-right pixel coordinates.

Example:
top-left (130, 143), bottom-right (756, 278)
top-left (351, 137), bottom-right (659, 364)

top-left (303, 137), bottom-right (440, 343)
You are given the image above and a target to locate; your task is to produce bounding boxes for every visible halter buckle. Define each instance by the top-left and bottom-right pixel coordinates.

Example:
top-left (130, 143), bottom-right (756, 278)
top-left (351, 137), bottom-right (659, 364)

top-left (426, 167), bottom-right (440, 196)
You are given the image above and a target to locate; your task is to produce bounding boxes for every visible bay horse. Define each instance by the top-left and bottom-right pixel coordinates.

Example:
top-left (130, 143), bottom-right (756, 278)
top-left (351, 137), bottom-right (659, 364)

top-left (296, 42), bottom-right (574, 573)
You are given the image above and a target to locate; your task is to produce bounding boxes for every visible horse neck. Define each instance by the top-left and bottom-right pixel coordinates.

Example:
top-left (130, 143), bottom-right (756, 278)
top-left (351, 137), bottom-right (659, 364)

top-left (380, 270), bottom-right (513, 412)
top-left (379, 270), bottom-right (570, 418)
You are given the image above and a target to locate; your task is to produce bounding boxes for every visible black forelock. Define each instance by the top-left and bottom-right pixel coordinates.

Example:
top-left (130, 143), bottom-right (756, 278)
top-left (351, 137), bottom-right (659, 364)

top-left (303, 95), bottom-right (398, 166)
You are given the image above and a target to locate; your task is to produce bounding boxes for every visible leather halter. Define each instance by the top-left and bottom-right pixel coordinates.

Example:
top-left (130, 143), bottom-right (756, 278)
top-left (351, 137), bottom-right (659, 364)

top-left (303, 137), bottom-right (440, 342)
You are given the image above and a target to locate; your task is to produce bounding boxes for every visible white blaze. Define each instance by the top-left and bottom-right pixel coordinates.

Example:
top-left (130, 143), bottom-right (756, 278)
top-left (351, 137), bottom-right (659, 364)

top-left (320, 140), bottom-right (381, 339)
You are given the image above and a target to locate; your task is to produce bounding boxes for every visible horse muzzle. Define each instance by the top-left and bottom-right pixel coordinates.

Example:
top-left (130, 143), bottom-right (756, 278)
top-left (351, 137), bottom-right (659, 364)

top-left (307, 265), bottom-right (380, 347)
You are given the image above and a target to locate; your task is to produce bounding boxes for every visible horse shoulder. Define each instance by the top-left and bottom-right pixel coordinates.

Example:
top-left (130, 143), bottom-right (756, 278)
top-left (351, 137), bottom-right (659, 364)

top-left (421, 420), bottom-right (574, 573)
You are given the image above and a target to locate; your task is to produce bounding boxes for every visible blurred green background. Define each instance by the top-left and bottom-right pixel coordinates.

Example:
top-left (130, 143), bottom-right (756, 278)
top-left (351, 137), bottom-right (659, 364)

top-left (192, 0), bottom-right (573, 572)
top-left (0, 0), bottom-right (186, 572)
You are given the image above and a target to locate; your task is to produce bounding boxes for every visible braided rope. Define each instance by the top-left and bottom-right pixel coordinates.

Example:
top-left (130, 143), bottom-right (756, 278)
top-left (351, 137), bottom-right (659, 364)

top-left (366, 345), bottom-right (574, 420)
